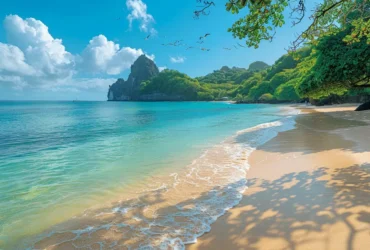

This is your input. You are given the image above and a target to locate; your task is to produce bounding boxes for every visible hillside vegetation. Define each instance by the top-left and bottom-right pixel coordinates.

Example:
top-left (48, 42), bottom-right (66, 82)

top-left (139, 24), bottom-right (369, 103)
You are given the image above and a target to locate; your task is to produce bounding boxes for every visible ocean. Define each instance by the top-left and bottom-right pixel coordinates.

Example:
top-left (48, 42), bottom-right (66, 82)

top-left (0, 101), bottom-right (297, 249)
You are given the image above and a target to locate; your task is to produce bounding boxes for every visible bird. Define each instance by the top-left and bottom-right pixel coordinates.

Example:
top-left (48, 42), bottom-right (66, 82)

top-left (186, 46), bottom-right (194, 50)
top-left (196, 40), bottom-right (204, 44)
top-left (199, 36), bottom-right (204, 40)
top-left (204, 33), bottom-right (211, 38)
top-left (223, 47), bottom-right (232, 50)
top-left (201, 48), bottom-right (210, 51)
top-left (237, 43), bottom-right (245, 48)
top-left (233, 45), bottom-right (238, 49)
top-left (174, 40), bottom-right (183, 46)
top-left (145, 35), bottom-right (151, 40)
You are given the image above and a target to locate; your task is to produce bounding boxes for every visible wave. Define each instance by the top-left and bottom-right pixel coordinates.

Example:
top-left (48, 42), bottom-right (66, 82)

top-left (22, 107), bottom-right (299, 250)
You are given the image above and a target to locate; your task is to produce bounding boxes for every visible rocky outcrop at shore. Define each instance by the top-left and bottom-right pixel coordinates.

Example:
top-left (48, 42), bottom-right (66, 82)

top-left (355, 101), bottom-right (370, 111)
top-left (107, 55), bottom-right (159, 101)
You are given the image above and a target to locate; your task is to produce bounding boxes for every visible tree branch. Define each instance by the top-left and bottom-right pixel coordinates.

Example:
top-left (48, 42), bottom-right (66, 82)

top-left (194, 1), bottom-right (215, 18)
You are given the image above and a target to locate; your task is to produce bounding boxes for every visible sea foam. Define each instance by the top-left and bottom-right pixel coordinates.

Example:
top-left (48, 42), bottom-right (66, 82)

top-left (25, 108), bottom-right (299, 250)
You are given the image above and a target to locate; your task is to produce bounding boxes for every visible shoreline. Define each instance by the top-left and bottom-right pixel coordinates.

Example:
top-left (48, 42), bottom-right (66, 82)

top-left (188, 105), bottom-right (370, 250)
top-left (11, 105), bottom-right (297, 250)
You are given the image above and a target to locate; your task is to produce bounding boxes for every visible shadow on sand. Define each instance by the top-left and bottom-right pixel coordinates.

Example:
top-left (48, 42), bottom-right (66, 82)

top-left (26, 164), bottom-right (370, 250)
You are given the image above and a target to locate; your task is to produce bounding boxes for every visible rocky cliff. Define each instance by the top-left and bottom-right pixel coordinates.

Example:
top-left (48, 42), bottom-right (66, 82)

top-left (107, 55), bottom-right (159, 101)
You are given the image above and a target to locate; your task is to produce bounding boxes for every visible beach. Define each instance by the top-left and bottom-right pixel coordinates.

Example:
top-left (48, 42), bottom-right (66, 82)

top-left (189, 105), bottom-right (370, 250)
top-left (2, 103), bottom-right (369, 249)
top-left (0, 102), bottom-right (290, 249)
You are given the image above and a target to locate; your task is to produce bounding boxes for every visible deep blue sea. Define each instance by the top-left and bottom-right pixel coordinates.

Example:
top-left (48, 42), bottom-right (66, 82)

top-left (0, 101), bottom-right (292, 249)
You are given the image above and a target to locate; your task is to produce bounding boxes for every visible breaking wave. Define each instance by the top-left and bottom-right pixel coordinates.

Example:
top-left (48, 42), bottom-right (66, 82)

top-left (23, 108), bottom-right (299, 250)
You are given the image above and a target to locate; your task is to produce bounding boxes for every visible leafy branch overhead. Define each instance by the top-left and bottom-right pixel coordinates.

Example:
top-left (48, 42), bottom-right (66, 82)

top-left (194, 1), bottom-right (216, 18)
top-left (195, 0), bottom-right (370, 50)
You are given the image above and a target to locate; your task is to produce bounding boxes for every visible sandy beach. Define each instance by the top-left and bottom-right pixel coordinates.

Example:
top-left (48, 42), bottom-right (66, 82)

top-left (9, 104), bottom-right (370, 250)
top-left (189, 105), bottom-right (370, 250)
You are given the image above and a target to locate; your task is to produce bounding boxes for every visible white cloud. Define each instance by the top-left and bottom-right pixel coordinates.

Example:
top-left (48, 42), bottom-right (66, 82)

top-left (126, 0), bottom-right (156, 33)
top-left (0, 14), bottom-right (75, 89)
top-left (0, 75), bottom-right (27, 90)
top-left (0, 43), bottom-right (35, 76)
top-left (40, 77), bottom-right (117, 93)
top-left (158, 66), bottom-right (167, 72)
top-left (170, 56), bottom-right (186, 64)
top-left (4, 15), bottom-right (74, 80)
top-left (0, 15), bottom-right (155, 95)
top-left (80, 35), bottom-right (147, 75)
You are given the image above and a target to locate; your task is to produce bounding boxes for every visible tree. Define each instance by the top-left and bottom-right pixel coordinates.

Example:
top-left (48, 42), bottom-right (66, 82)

top-left (297, 27), bottom-right (370, 98)
top-left (196, 0), bottom-right (370, 50)
top-left (259, 93), bottom-right (275, 102)
top-left (274, 80), bottom-right (301, 101)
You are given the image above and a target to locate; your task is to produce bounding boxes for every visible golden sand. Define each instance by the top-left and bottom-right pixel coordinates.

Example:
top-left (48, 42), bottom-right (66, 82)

top-left (188, 105), bottom-right (370, 250)
top-left (17, 105), bottom-right (370, 250)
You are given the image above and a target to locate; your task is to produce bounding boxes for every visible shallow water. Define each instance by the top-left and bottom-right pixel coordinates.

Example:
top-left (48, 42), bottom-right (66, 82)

top-left (0, 101), bottom-right (294, 249)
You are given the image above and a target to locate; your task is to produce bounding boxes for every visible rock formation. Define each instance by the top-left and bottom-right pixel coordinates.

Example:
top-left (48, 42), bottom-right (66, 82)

top-left (107, 55), bottom-right (159, 101)
top-left (355, 101), bottom-right (370, 111)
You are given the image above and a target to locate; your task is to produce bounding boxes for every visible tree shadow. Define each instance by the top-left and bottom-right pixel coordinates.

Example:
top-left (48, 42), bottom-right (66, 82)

top-left (192, 164), bottom-right (370, 250)
top-left (23, 164), bottom-right (370, 250)
top-left (16, 109), bottom-right (370, 250)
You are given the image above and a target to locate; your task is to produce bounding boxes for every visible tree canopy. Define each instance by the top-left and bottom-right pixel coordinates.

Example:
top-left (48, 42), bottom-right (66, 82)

top-left (196, 1), bottom-right (370, 50)
top-left (297, 27), bottom-right (370, 98)
top-left (193, 0), bottom-right (370, 101)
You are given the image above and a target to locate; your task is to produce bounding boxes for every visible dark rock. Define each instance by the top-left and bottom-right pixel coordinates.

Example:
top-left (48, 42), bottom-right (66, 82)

top-left (107, 55), bottom-right (159, 101)
top-left (107, 78), bottom-right (130, 101)
top-left (355, 101), bottom-right (370, 111)
top-left (310, 95), bottom-right (370, 106)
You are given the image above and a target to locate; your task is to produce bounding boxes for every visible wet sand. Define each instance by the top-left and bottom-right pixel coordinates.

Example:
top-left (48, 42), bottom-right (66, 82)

top-left (189, 105), bottom-right (370, 250)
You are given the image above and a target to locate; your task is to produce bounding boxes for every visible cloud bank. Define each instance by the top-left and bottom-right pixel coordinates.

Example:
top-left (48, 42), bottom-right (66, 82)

top-left (0, 15), bottom-right (153, 95)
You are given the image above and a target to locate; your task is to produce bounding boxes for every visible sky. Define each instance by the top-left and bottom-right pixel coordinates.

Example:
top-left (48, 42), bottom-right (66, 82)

top-left (0, 0), bottom-right (320, 100)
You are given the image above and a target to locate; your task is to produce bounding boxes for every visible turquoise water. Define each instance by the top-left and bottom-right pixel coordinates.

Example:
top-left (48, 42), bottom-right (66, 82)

top-left (0, 101), bottom-right (284, 248)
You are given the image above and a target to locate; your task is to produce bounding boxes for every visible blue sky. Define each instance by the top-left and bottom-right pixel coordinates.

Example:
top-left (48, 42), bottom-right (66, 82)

top-left (0, 0), bottom-right (319, 100)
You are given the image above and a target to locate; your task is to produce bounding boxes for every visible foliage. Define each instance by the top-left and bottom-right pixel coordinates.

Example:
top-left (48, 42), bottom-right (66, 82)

top-left (200, 82), bottom-right (239, 100)
top-left (224, 0), bottom-right (370, 50)
top-left (248, 61), bottom-right (270, 71)
top-left (196, 61), bottom-right (269, 84)
top-left (191, 1), bottom-right (370, 104)
top-left (140, 26), bottom-right (369, 102)
top-left (274, 80), bottom-right (301, 101)
top-left (297, 27), bottom-right (370, 98)
top-left (247, 81), bottom-right (273, 101)
top-left (196, 66), bottom-right (249, 84)
top-left (140, 70), bottom-right (201, 100)
top-left (259, 93), bottom-right (275, 102)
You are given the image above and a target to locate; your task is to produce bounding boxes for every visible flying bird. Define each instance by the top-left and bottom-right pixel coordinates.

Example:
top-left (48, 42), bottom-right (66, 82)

top-left (201, 48), bottom-right (210, 51)
top-left (204, 33), bottom-right (211, 38)
top-left (196, 40), bottom-right (204, 44)
top-left (186, 46), bottom-right (194, 50)
top-left (145, 35), bottom-right (151, 40)
top-left (223, 47), bottom-right (232, 50)
top-left (233, 45), bottom-right (238, 49)
top-left (237, 43), bottom-right (245, 48)
top-left (174, 40), bottom-right (183, 46)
